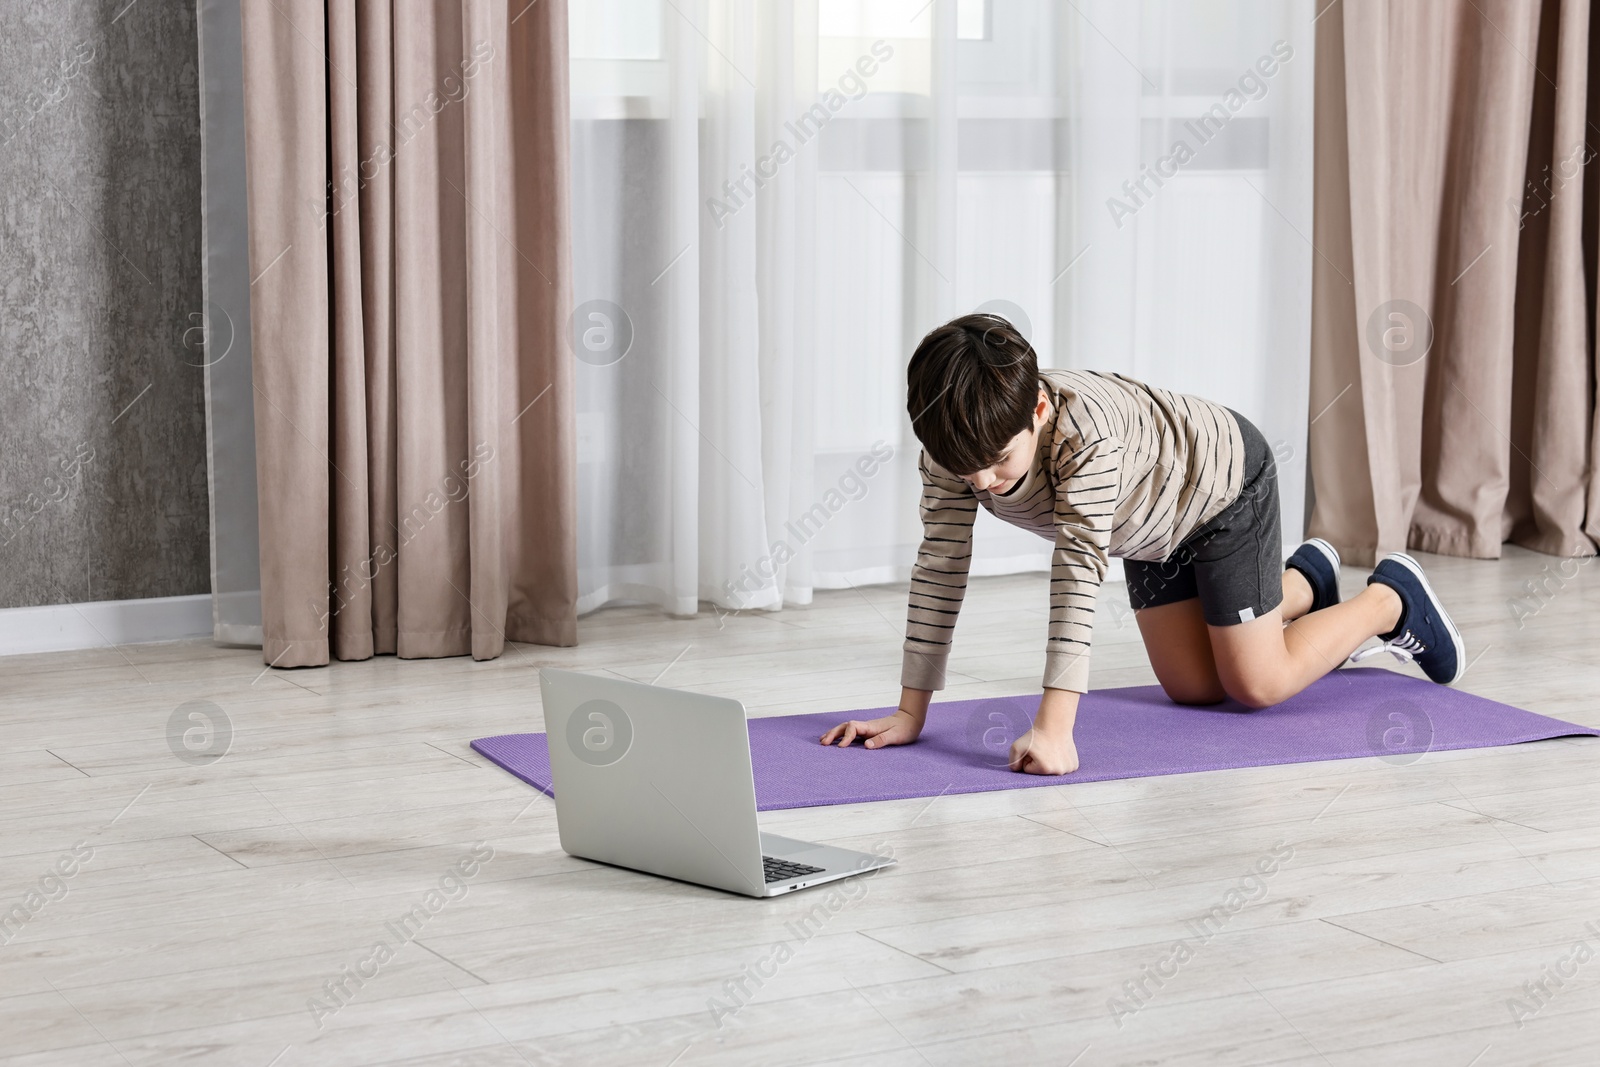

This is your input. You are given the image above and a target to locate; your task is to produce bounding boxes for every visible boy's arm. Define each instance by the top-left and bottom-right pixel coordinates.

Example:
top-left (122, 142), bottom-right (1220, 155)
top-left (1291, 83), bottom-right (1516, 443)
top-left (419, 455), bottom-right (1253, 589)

top-left (1042, 435), bottom-right (1124, 694)
top-left (901, 451), bottom-right (977, 692)
top-left (825, 453), bottom-right (966, 752)
top-left (1013, 434), bottom-right (1123, 774)
top-left (1011, 686), bottom-right (1081, 775)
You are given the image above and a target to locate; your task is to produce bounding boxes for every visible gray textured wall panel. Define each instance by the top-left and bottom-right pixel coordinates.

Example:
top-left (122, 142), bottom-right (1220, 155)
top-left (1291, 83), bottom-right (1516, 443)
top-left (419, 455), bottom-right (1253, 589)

top-left (0, 0), bottom-right (208, 608)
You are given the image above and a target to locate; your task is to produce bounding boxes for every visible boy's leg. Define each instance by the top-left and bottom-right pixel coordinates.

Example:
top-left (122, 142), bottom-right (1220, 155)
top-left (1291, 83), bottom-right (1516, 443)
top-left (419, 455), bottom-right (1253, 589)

top-left (1125, 554), bottom-right (1228, 705)
top-left (1183, 406), bottom-right (1386, 706)
top-left (1135, 554), bottom-right (1313, 703)
top-left (1281, 567), bottom-right (1314, 621)
top-left (1134, 598), bottom-right (1227, 705)
top-left (1207, 583), bottom-right (1404, 708)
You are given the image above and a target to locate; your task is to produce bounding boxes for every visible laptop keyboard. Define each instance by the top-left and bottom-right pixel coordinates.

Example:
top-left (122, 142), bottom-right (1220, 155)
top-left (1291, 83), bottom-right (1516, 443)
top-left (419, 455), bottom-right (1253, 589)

top-left (763, 856), bottom-right (826, 884)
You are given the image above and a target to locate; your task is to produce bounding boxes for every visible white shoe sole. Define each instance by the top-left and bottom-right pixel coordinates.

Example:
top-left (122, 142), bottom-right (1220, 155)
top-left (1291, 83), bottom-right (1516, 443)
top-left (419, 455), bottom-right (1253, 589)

top-left (1381, 552), bottom-right (1467, 686)
top-left (1303, 537), bottom-right (1341, 577)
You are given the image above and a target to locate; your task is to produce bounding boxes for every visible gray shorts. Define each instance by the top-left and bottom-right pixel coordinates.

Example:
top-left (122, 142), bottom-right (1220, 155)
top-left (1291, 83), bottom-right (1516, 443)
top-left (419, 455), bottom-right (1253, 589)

top-left (1122, 408), bottom-right (1284, 626)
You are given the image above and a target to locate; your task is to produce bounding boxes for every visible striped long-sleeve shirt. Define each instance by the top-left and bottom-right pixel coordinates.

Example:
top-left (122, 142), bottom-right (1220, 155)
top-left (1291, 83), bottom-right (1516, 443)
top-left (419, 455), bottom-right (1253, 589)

top-left (902, 369), bottom-right (1246, 694)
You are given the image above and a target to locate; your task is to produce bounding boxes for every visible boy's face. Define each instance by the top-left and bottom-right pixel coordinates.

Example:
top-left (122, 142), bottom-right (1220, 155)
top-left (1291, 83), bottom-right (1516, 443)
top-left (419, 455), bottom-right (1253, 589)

top-left (960, 388), bottom-right (1051, 495)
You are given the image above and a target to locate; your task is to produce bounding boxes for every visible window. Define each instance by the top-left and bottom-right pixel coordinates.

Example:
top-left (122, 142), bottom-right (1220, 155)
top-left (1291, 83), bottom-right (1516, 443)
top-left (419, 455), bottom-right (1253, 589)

top-left (570, 0), bottom-right (661, 59)
top-left (817, 0), bottom-right (987, 38)
top-left (957, 0), bottom-right (990, 40)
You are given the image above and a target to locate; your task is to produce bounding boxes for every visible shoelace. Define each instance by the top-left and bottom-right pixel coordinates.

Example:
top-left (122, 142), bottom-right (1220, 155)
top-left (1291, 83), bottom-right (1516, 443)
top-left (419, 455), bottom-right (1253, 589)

top-left (1347, 631), bottom-right (1426, 665)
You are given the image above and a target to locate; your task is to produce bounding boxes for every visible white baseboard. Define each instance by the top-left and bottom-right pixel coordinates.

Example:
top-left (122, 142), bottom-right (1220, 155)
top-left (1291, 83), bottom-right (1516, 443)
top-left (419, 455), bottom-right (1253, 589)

top-left (0, 594), bottom-right (213, 657)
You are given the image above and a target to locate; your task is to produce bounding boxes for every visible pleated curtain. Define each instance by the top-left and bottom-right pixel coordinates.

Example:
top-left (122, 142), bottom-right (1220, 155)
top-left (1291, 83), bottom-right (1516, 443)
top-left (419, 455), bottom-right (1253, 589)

top-left (240, 0), bottom-right (577, 667)
top-left (1310, 0), bottom-right (1600, 566)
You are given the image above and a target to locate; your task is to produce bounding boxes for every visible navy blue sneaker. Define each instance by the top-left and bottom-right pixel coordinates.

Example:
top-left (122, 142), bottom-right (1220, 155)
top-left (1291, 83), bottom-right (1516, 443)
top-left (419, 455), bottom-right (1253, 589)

top-left (1286, 537), bottom-right (1342, 613)
top-left (1352, 552), bottom-right (1466, 685)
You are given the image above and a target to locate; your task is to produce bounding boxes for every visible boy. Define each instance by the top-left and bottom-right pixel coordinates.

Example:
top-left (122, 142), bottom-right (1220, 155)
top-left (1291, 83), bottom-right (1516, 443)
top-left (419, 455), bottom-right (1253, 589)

top-left (821, 314), bottom-right (1466, 775)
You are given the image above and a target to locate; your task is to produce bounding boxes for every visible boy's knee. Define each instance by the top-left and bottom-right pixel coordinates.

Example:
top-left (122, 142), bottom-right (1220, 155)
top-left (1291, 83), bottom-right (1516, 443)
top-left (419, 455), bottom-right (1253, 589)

top-left (1222, 675), bottom-right (1283, 710)
top-left (1163, 681), bottom-right (1227, 706)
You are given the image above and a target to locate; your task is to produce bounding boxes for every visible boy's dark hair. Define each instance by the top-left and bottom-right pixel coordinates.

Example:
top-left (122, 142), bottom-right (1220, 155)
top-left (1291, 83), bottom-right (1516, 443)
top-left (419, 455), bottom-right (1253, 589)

top-left (906, 314), bottom-right (1040, 476)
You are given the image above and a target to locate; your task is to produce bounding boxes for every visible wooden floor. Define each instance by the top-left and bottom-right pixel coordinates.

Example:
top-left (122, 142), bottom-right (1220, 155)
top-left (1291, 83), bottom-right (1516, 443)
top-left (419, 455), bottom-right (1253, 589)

top-left (2, 546), bottom-right (1598, 1066)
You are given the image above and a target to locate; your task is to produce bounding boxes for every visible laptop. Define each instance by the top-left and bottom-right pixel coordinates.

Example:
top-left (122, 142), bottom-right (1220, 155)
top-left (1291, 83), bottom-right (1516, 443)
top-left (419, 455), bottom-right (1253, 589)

top-left (538, 668), bottom-right (896, 897)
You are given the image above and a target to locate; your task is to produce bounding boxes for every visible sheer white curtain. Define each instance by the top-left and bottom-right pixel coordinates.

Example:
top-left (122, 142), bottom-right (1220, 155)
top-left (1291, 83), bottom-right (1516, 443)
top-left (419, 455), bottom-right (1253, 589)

top-left (570, 0), bottom-right (1315, 619)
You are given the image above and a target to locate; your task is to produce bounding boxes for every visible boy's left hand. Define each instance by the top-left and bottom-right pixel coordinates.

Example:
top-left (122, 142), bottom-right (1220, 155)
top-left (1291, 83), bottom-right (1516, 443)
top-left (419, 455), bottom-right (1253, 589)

top-left (1008, 726), bottom-right (1079, 775)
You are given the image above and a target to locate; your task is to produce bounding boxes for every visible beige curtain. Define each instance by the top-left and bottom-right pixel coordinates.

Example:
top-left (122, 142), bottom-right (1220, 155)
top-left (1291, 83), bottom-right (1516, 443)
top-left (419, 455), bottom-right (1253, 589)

top-left (240, 0), bottom-right (576, 667)
top-left (1310, 0), bottom-right (1600, 566)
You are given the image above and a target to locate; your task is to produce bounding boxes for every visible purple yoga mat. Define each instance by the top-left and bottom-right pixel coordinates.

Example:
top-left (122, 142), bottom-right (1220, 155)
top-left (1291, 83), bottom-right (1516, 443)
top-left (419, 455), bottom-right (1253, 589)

top-left (471, 667), bottom-right (1597, 811)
